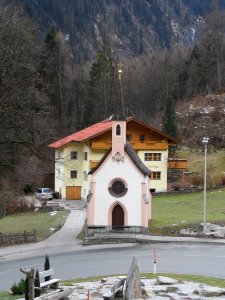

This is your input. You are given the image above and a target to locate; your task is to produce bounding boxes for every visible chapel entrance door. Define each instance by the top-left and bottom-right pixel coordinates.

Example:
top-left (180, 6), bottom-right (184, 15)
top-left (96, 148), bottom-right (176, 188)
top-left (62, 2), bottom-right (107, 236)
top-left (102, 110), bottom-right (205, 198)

top-left (112, 204), bottom-right (124, 227)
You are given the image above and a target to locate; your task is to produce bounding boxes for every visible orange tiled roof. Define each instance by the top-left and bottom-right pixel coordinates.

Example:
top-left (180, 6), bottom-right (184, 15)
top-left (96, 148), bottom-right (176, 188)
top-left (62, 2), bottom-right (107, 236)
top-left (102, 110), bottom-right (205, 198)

top-left (48, 120), bottom-right (112, 148)
top-left (48, 116), bottom-right (178, 149)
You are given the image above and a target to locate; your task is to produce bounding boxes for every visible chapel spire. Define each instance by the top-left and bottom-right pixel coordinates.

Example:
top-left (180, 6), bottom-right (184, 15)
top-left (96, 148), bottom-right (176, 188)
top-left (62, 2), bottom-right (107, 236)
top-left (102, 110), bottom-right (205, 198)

top-left (112, 62), bottom-right (126, 121)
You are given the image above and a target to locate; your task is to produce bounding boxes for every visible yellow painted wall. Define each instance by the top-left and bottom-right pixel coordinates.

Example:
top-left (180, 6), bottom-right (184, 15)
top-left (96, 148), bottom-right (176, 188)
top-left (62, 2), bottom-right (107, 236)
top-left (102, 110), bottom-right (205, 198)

top-left (138, 150), bottom-right (168, 192)
top-left (55, 143), bottom-right (107, 199)
top-left (54, 119), bottom-right (174, 197)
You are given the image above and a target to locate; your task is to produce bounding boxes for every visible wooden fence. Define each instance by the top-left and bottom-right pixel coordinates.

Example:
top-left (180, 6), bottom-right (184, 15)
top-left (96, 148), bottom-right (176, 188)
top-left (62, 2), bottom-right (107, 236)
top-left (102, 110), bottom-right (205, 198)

top-left (0, 230), bottom-right (36, 245)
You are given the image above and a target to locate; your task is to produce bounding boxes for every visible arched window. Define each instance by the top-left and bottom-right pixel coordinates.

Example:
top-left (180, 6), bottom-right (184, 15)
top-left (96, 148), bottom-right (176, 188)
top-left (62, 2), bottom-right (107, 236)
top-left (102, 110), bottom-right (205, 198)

top-left (116, 124), bottom-right (121, 136)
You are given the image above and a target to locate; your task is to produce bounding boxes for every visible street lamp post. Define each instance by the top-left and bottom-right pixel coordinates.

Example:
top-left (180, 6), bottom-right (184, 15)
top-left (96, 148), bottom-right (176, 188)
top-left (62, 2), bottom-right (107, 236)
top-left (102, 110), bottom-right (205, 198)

top-left (202, 137), bottom-right (209, 234)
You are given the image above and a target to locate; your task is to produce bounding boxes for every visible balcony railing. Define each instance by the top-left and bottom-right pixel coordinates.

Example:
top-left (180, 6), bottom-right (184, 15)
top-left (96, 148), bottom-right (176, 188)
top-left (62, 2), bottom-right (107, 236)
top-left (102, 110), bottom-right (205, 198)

top-left (168, 158), bottom-right (188, 170)
top-left (91, 140), bottom-right (168, 150)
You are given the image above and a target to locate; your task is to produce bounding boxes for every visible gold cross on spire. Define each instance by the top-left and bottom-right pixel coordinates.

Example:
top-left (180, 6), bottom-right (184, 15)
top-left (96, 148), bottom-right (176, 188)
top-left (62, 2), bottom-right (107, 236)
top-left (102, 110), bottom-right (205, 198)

top-left (117, 63), bottom-right (123, 81)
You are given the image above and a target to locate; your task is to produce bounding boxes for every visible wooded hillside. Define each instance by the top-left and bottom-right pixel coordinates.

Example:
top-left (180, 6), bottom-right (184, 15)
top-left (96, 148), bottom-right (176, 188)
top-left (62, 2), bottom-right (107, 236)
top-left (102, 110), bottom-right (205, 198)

top-left (0, 1), bottom-right (224, 192)
top-left (13, 0), bottom-right (225, 61)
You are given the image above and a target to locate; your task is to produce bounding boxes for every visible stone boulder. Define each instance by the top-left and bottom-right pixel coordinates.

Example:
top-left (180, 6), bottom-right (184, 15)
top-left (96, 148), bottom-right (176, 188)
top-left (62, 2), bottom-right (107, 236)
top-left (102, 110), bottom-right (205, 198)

top-left (200, 286), bottom-right (225, 297)
top-left (156, 276), bottom-right (178, 285)
top-left (213, 230), bottom-right (225, 238)
top-left (124, 257), bottom-right (142, 300)
top-left (207, 224), bottom-right (221, 231)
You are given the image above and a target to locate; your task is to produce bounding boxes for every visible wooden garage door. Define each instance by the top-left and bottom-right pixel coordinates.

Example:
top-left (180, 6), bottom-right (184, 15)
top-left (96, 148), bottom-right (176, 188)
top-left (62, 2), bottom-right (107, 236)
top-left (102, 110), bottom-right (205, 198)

top-left (66, 186), bottom-right (81, 200)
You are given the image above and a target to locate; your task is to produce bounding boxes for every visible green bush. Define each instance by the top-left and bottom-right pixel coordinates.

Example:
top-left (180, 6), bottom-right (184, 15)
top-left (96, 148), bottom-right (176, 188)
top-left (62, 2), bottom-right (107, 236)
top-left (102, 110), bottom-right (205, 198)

top-left (10, 278), bottom-right (25, 295)
top-left (34, 270), bottom-right (41, 297)
top-left (44, 255), bottom-right (50, 281)
top-left (24, 184), bottom-right (33, 194)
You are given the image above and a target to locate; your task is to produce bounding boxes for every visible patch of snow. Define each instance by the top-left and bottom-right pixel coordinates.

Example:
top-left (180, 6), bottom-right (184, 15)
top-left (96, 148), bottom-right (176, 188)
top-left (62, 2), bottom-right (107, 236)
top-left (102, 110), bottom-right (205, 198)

top-left (190, 27), bottom-right (196, 40)
top-left (93, 23), bottom-right (102, 42)
top-left (49, 211), bottom-right (57, 216)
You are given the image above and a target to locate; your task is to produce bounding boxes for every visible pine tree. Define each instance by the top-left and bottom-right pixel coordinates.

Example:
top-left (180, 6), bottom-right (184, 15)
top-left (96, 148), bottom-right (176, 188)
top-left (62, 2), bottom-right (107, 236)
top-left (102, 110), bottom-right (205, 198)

top-left (85, 44), bottom-right (115, 126)
top-left (44, 255), bottom-right (50, 281)
top-left (34, 270), bottom-right (41, 297)
top-left (162, 96), bottom-right (177, 138)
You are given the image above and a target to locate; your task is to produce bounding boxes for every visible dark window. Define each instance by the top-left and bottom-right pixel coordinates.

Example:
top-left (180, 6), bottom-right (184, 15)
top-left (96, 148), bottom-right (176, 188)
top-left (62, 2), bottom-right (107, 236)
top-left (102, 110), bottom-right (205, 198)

top-left (126, 134), bottom-right (132, 141)
top-left (140, 134), bottom-right (145, 142)
top-left (84, 152), bottom-right (88, 160)
top-left (109, 180), bottom-right (127, 197)
top-left (71, 151), bottom-right (77, 160)
top-left (112, 181), bottom-right (125, 194)
top-left (70, 170), bottom-right (77, 178)
top-left (116, 124), bottom-right (121, 136)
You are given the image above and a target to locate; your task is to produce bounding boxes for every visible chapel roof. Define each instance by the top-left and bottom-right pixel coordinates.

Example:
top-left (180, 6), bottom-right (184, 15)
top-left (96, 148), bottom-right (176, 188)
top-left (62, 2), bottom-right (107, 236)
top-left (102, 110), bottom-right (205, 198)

top-left (124, 143), bottom-right (151, 176)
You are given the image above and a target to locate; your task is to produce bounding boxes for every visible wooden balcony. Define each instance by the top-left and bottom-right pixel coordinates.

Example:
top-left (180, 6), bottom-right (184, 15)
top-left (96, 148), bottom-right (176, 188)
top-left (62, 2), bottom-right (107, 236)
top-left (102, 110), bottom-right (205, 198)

top-left (90, 160), bottom-right (99, 169)
top-left (168, 158), bottom-right (188, 170)
top-left (91, 141), bottom-right (112, 150)
top-left (91, 140), bottom-right (168, 150)
top-left (130, 141), bottom-right (168, 150)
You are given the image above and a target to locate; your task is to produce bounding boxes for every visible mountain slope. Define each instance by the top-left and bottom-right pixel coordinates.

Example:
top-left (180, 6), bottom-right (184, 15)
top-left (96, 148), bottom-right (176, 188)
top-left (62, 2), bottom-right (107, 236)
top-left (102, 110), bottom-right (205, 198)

top-left (13, 0), bottom-right (225, 62)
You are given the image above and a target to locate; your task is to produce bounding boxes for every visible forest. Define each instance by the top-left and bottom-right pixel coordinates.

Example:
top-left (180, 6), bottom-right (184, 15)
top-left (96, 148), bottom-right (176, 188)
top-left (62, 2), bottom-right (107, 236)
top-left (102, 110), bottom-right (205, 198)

top-left (0, 1), bottom-right (225, 191)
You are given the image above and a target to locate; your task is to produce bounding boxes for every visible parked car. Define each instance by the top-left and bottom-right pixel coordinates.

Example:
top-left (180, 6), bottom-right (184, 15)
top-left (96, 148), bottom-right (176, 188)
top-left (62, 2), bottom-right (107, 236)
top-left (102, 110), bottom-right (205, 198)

top-left (35, 188), bottom-right (53, 200)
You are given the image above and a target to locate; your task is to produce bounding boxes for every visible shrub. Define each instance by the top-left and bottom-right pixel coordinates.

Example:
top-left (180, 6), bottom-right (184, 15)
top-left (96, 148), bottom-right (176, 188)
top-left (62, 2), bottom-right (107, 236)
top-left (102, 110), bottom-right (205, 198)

top-left (222, 176), bottom-right (225, 186)
top-left (23, 184), bottom-right (33, 194)
top-left (170, 180), bottom-right (191, 191)
top-left (44, 255), bottom-right (50, 281)
top-left (191, 175), bottom-right (203, 188)
top-left (34, 270), bottom-right (41, 298)
top-left (0, 191), bottom-right (35, 216)
top-left (10, 278), bottom-right (25, 295)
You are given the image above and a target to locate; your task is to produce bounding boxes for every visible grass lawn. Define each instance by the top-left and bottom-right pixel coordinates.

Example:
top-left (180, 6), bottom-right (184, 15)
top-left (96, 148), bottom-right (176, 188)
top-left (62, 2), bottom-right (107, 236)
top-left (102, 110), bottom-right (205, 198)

top-left (63, 273), bottom-right (225, 288)
top-left (0, 291), bottom-right (21, 299)
top-left (0, 209), bottom-right (69, 241)
top-left (151, 188), bottom-right (225, 234)
top-left (176, 148), bottom-right (225, 184)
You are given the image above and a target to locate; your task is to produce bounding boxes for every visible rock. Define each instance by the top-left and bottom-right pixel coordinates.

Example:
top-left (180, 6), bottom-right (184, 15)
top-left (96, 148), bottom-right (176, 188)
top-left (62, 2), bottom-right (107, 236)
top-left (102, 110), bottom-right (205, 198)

top-left (124, 257), bottom-right (142, 300)
top-left (101, 278), bottom-right (108, 283)
top-left (213, 230), bottom-right (225, 238)
top-left (207, 224), bottom-right (221, 231)
top-left (200, 286), bottom-right (225, 297)
top-left (180, 228), bottom-right (198, 236)
top-left (180, 229), bottom-right (189, 235)
top-left (177, 291), bottom-right (188, 296)
top-left (156, 276), bottom-right (178, 285)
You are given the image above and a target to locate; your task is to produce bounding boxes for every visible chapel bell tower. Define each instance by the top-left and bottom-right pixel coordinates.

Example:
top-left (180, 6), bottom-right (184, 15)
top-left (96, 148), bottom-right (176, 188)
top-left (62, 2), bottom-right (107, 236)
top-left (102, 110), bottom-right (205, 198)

top-left (112, 63), bottom-right (126, 161)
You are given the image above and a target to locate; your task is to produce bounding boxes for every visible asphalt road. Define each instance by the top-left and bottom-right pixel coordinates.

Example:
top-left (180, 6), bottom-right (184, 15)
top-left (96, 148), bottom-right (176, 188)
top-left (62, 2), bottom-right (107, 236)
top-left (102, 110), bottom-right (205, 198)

top-left (1, 242), bottom-right (225, 291)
